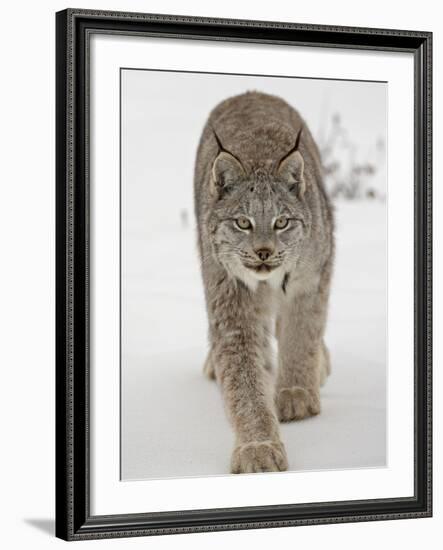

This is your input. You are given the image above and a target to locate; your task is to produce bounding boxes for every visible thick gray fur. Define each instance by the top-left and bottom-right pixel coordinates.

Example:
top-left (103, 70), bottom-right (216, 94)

top-left (194, 91), bottom-right (335, 474)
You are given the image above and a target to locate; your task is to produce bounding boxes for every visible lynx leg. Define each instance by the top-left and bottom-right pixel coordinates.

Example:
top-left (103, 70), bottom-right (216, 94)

top-left (275, 283), bottom-right (330, 422)
top-left (208, 276), bottom-right (287, 473)
top-left (263, 323), bottom-right (276, 373)
top-left (203, 326), bottom-right (273, 380)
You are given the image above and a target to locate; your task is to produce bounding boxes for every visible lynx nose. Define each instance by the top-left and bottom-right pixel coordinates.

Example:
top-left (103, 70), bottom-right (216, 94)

top-left (255, 248), bottom-right (273, 262)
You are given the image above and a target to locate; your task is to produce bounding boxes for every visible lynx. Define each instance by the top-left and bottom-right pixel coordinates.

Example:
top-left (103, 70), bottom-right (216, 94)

top-left (194, 91), bottom-right (334, 474)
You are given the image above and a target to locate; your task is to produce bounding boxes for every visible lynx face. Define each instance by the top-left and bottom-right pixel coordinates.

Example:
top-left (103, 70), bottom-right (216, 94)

top-left (209, 169), bottom-right (311, 288)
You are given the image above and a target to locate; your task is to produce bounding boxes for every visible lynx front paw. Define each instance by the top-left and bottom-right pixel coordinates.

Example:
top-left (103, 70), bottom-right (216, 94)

top-left (231, 440), bottom-right (288, 474)
top-left (276, 387), bottom-right (320, 422)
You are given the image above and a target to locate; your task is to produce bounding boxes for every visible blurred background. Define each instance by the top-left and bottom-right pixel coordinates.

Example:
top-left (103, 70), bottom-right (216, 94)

top-left (121, 69), bottom-right (387, 481)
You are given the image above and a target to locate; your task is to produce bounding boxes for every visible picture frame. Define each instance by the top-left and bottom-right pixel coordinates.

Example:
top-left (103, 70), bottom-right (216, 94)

top-left (55, 8), bottom-right (432, 541)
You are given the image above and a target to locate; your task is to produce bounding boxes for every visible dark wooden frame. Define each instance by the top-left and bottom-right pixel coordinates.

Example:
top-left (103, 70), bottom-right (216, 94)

top-left (55, 8), bottom-right (432, 541)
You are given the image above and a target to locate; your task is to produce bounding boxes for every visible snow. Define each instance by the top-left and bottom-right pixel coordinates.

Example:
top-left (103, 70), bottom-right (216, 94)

top-left (121, 200), bottom-right (387, 480)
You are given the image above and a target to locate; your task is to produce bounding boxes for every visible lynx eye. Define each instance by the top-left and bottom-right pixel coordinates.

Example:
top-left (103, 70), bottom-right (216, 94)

top-left (235, 216), bottom-right (252, 230)
top-left (274, 216), bottom-right (289, 230)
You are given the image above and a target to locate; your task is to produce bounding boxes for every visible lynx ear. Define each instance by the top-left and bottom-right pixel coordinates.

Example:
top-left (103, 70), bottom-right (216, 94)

top-left (277, 128), bottom-right (306, 196)
top-left (211, 151), bottom-right (245, 194)
top-left (277, 150), bottom-right (305, 196)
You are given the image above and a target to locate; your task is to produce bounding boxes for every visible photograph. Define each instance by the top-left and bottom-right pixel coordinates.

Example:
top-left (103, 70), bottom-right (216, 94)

top-left (55, 8), bottom-right (432, 540)
top-left (120, 69), bottom-right (387, 480)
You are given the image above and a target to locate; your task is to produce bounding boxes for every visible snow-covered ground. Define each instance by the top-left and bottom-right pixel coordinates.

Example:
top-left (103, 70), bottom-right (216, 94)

top-left (121, 200), bottom-right (387, 480)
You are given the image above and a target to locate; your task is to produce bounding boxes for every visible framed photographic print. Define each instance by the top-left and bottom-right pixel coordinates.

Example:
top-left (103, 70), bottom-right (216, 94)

top-left (55, 8), bottom-right (432, 540)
